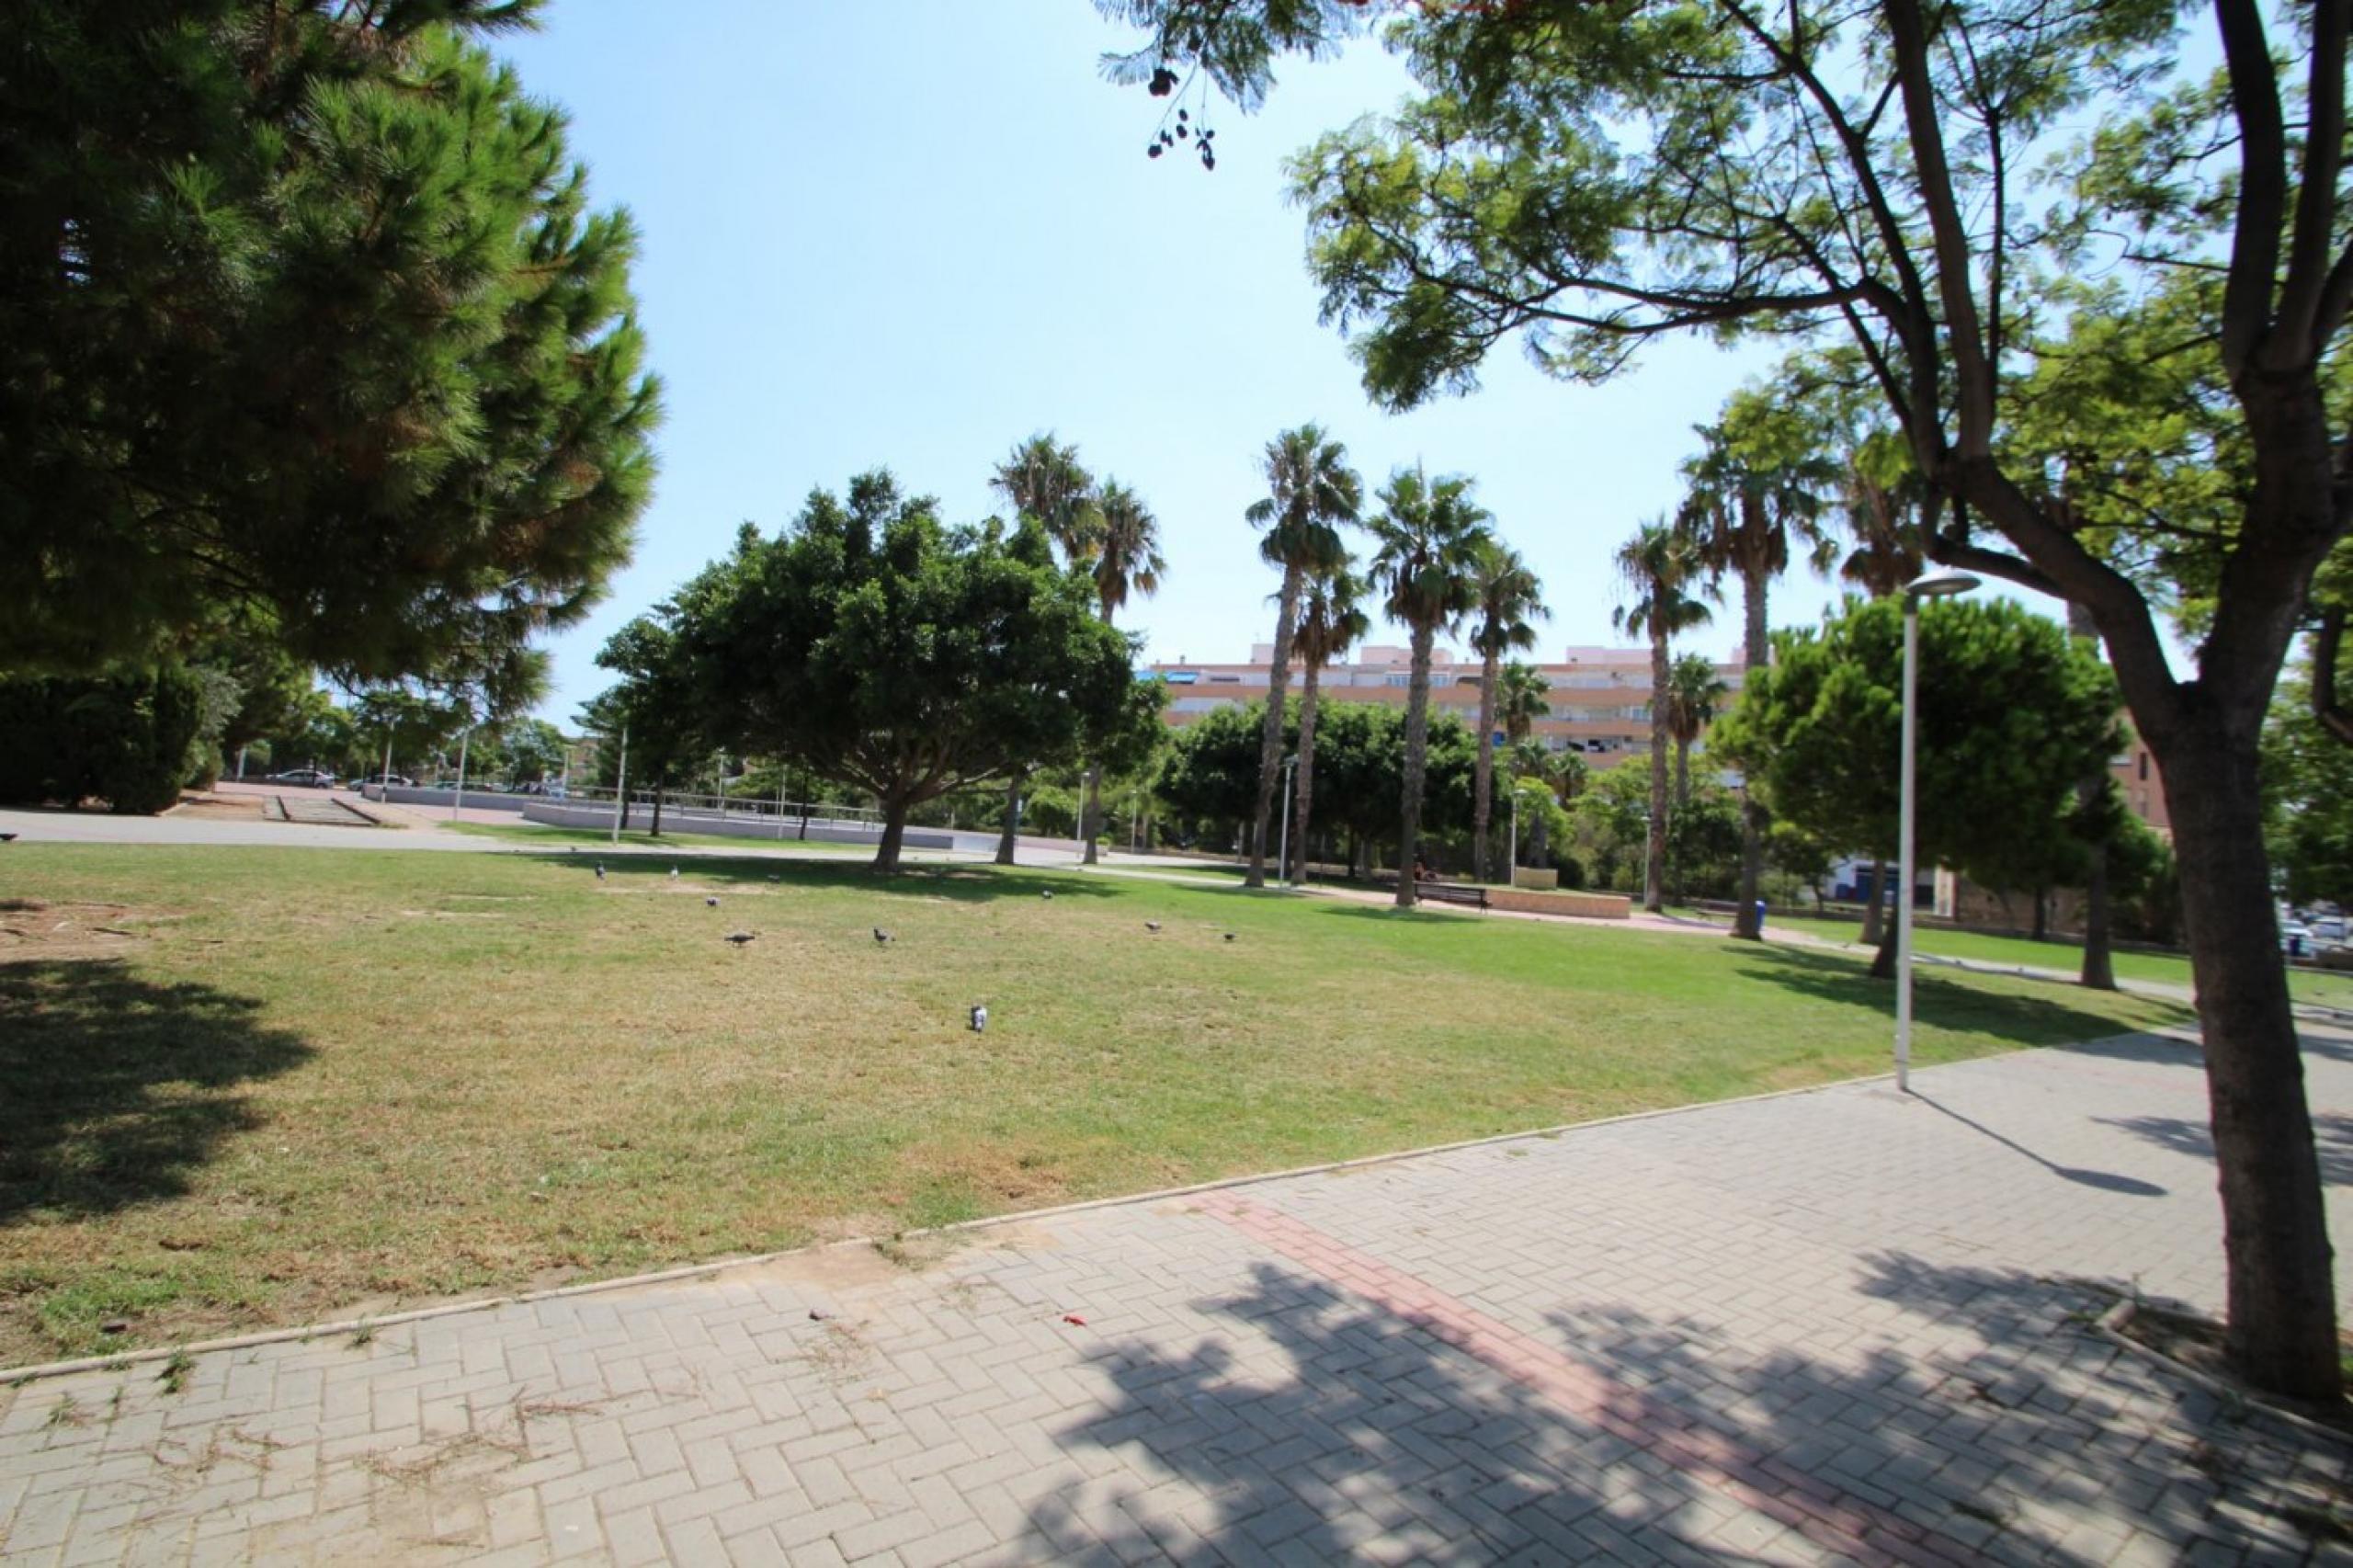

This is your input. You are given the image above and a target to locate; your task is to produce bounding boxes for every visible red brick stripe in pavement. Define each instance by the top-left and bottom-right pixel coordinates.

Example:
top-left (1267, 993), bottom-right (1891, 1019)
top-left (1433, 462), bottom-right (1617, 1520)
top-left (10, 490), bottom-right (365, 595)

top-left (1196, 1190), bottom-right (1980, 1567)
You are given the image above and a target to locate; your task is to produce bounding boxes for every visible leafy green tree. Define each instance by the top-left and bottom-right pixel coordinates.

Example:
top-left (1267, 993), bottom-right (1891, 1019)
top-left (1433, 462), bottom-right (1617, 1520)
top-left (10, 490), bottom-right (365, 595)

top-left (2267, 642), bottom-right (2353, 909)
top-left (1711, 597), bottom-right (2124, 980)
top-left (1100, 0), bottom-right (2353, 1392)
top-left (593, 610), bottom-right (706, 836)
top-left (1467, 541), bottom-right (1545, 882)
top-left (349, 688), bottom-right (467, 781)
top-left (1289, 560), bottom-right (1371, 883)
top-left (2, 1), bottom-right (659, 697)
top-left (499, 720), bottom-right (568, 786)
top-left (1613, 520), bottom-right (1715, 914)
top-left (1244, 425), bottom-right (1363, 888)
top-left (1367, 468), bottom-right (1489, 904)
top-left (672, 472), bottom-right (1159, 872)
top-left (1682, 381), bottom-right (1835, 936)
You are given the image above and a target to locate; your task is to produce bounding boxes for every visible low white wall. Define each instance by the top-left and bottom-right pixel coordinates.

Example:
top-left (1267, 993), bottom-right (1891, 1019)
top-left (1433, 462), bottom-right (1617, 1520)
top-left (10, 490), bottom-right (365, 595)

top-left (365, 785), bottom-right (530, 813)
top-left (517, 800), bottom-right (956, 850)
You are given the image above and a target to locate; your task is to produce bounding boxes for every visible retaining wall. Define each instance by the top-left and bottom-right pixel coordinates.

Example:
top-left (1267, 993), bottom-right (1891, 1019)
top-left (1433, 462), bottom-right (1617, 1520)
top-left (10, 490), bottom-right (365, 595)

top-left (1485, 887), bottom-right (1633, 920)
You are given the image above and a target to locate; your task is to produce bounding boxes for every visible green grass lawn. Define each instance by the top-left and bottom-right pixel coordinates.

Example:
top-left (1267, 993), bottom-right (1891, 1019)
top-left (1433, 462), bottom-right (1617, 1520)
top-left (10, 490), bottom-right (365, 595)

top-left (1880, 925), bottom-right (2352, 1010)
top-left (0, 845), bottom-right (2193, 1367)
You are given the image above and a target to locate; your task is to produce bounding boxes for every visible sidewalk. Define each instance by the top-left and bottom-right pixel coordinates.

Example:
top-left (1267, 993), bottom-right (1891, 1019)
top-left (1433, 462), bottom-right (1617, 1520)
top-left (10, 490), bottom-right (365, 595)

top-left (4, 1030), bottom-right (2349, 1564)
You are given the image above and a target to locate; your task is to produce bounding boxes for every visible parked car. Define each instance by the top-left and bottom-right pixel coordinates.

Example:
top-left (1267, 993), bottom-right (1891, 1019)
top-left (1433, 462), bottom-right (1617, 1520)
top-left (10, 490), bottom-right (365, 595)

top-left (267, 768), bottom-right (335, 788)
top-left (2311, 916), bottom-right (2348, 949)
top-left (348, 773), bottom-right (414, 790)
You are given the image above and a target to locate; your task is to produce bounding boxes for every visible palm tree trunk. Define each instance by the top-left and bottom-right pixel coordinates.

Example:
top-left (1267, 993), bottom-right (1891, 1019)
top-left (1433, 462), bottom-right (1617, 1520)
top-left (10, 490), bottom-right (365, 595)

top-left (1671, 734), bottom-right (1692, 903)
top-left (1291, 661), bottom-right (1324, 885)
top-left (1472, 650), bottom-right (1499, 882)
top-left (1247, 568), bottom-right (1303, 889)
top-left (1082, 765), bottom-right (1103, 866)
top-left (994, 772), bottom-right (1022, 865)
top-left (1732, 564), bottom-right (1769, 939)
top-left (1644, 631), bottom-right (1669, 914)
top-left (1397, 622), bottom-right (1436, 909)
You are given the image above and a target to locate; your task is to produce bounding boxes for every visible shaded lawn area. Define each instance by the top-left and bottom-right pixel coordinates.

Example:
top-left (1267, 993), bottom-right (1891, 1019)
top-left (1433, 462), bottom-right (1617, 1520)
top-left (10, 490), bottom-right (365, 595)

top-left (1893, 926), bottom-right (2353, 1010)
top-left (0, 845), bottom-right (2192, 1366)
top-left (444, 820), bottom-right (880, 854)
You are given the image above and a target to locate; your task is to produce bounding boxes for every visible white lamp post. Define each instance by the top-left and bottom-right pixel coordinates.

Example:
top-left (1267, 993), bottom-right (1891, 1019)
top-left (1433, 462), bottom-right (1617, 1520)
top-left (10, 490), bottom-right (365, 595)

top-left (1895, 564), bottom-right (1981, 1091)
top-left (1278, 755), bottom-right (1298, 887)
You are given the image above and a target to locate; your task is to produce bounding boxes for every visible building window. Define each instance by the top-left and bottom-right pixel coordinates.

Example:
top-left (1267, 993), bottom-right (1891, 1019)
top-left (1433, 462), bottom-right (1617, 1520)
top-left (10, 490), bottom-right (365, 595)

top-left (1385, 673), bottom-right (1412, 687)
top-left (2138, 752), bottom-right (2149, 781)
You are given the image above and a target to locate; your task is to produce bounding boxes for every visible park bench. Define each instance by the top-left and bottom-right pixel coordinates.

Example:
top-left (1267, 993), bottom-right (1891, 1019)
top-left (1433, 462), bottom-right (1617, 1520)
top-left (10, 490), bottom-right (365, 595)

top-left (1413, 881), bottom-right (1490, 911)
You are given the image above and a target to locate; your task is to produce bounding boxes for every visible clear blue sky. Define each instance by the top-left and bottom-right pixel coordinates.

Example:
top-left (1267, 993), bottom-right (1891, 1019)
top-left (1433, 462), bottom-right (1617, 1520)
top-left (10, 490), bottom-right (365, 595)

top-left (493, 1), bottom-right (2059, 730)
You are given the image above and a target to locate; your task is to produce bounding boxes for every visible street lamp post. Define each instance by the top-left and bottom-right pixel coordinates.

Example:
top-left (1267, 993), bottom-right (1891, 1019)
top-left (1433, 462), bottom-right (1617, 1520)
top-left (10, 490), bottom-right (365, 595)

top-left (1278, 756), bottom-right (1298, 886)
top-left (1895, 565), bottom-right (1981, 1091)
top-left (1509, 783), bottom-right (1520, 889)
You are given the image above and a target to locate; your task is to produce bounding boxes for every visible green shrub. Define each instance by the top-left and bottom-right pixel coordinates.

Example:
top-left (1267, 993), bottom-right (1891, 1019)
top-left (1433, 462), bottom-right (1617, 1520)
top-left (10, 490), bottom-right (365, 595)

top-left (0, 666), bottom-right (206, 813)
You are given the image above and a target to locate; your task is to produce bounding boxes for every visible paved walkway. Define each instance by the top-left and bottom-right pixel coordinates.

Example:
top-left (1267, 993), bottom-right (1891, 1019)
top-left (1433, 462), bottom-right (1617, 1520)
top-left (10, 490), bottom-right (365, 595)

top-left (5, 1031), bottom-right (2352, 1565)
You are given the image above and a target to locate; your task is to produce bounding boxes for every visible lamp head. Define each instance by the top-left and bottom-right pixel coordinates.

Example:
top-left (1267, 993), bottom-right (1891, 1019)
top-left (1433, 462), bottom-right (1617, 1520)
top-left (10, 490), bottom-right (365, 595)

top-left (1904, 565), bottom-right (1982, 601)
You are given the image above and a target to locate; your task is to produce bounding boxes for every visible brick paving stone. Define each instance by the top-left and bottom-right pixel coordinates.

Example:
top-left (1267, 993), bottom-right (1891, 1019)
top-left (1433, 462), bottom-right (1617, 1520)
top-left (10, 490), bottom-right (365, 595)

top-left (6, 1026), bottom-right (2353, 1563)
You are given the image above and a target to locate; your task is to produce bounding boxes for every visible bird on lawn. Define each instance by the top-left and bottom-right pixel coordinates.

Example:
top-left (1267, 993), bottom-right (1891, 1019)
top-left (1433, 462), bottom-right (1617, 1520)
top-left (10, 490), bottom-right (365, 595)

top-left (1143, 921), bottom-right (1162, 933)
top-left (1040, 890), bottom-right (1053, 901)
top-left (706, 896), bottom-right (719, 907)
top-left (594, 863), bottom-right (606, 881)
top-left (1223, 932), bottom-right (1236, 942)
top-left (2, 833), bottom-right (18, 844)
top-left (669, 866), bottom-right (679, 880)
top-left (724, 931), bottom-right (756, 947)
top-left (872, 927), bottom-right (893, 945)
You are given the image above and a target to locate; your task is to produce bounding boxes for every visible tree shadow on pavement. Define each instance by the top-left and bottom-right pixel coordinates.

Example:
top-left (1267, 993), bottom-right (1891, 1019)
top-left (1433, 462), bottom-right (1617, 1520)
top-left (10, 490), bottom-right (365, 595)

top-left (1020, 1253), bottom-right (2349, 1564)
top-left (1731, 945), bottom-right (2194, 1046)
top-left (2098, 1109), bottom-right (2353, 1187)
top-left (0, 960), bottom-right (312, 1221)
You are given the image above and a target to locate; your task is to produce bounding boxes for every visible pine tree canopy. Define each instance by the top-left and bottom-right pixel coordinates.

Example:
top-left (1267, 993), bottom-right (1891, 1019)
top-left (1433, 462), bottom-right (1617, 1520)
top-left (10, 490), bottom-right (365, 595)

top-left (1, 0), bottom-right (660, 697)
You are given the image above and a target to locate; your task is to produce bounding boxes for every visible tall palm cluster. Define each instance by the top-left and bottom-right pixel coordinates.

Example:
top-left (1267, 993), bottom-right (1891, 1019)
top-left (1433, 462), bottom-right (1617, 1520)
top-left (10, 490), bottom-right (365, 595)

top-left (989, 434), bottom-right (1167, 866)
top-left (1240, 426), bottom-right (1546, 910)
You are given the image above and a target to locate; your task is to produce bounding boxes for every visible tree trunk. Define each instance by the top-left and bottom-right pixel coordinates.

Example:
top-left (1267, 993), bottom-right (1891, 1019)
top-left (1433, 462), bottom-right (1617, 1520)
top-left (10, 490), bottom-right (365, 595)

top-left (1859, 859), bottom-right (1886, 946)
top-left (1291, 662), bottom-right (1324, 885)
top-left (1732, 565), bottom-right (1770, 938)
top-left (1082, 765), bottom-right (1103, 866)
top-left (1396, 623), bottom-right (1435, 909)
top-left (650, 781), bottom-right (664, 837)
top-left (872, 797), bottom-right (909, 873)
top-left (1247, 567), bottom-right (1304, 889)
top-left (2163, 732), bottom-right (2340, 1398)
top-left (2031, 886), bottom-right (2050, 943)
top-left (2067, 603), bottom-right (2117, 990)
top-left (1670, 734), bottom-right (1692, 903)
top-left (1868, 906), bottom-right (1899, 980)
top-left (994, 773), bottom-right (1021, 865)
top-left (1643, 630), bottom-right (1669, 913)
top-left (1472, 650), bottom-right (1499, 882)
top-left (1350, 830), bottom-right (1369, 881)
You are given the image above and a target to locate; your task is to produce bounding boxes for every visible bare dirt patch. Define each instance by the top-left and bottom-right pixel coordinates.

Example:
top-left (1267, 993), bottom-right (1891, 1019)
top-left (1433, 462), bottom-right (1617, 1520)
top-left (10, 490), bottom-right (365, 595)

top-left (0, 901), bottom-right (169, 962)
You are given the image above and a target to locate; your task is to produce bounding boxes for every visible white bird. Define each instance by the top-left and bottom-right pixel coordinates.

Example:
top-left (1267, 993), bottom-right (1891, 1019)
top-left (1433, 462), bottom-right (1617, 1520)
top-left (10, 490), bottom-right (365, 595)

top-left (669, 866), bottom-right (679, 880)
top-left (1040, 890), bottom-right (1053, 901)
top-left (969, 1005), bottom-right (988, 1033)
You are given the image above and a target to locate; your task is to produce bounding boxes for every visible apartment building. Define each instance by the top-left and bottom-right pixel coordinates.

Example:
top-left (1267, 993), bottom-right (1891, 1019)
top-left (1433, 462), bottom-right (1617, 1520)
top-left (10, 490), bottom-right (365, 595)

top-left (1149, 643), bottom-right (1750, 767)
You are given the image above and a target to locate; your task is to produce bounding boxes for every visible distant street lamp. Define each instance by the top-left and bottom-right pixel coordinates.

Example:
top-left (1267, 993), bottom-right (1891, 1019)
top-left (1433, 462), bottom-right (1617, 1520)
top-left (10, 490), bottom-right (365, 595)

top-left (1278, 755), bottom-right (1298, 887)
top-left (1895, 565), bottom-right (1981, 1091)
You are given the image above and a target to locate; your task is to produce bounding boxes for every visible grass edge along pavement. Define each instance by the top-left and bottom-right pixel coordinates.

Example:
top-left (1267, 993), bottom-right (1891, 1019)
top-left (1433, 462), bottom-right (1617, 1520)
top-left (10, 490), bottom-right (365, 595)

top-left (0, 1026), bottom-right (2195, 1389)
top-left (0, 844), bottom-right (2194, 1368)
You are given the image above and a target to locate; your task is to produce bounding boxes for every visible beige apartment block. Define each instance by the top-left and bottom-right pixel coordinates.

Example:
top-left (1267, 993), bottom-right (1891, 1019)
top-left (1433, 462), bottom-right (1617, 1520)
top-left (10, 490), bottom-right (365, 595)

top-left (1148, 643), bottom-right (1752, 770)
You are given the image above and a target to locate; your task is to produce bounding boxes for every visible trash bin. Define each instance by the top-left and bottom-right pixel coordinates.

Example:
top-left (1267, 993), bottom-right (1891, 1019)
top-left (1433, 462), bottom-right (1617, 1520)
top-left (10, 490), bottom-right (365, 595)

top-left (1754, 899), bottom-right (1767, 935)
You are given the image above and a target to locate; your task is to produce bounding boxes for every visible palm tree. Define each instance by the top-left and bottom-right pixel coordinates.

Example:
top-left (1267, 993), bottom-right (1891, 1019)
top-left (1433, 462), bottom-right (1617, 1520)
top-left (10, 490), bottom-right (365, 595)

top-left (1663, 652), bottom-right (1728, 818)
top-left (1681, 393), bottom-right (1834, 937)
top-left (1368, 466), bottom-right (1491, 908)
top-left (1243, 425), bottom-right (1363, 889)
top-left (1287, 560), bottom-right (1370, 884)
top-left (1468, 542), bottom-right (1546, 882)
top-left (1664, 651), bottom-right (1729, 902)
top-left (1078, 479), bottom-right (1166, 865)
top-left (1613, 517), bottom-right (1716, 914)
top-left (990, 434), bottom-right (1098, 865)
top-left (1497, 661), bottom-right (1552, 746)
